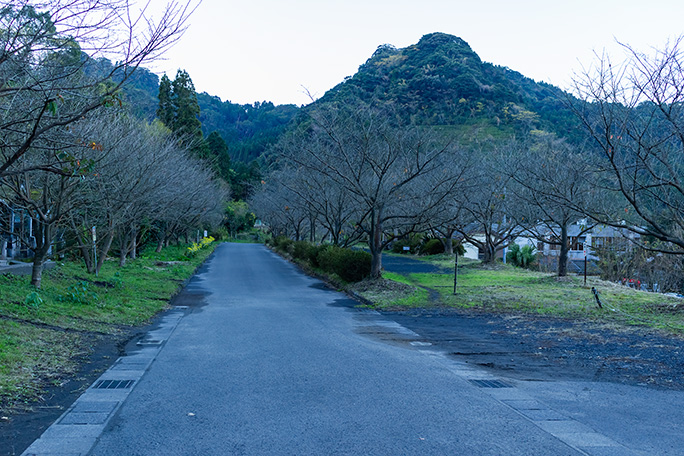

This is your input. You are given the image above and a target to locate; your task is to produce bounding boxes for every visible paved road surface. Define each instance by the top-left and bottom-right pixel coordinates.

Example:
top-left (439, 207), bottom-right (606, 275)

top-left (23, 244), bottom-right (683, 455)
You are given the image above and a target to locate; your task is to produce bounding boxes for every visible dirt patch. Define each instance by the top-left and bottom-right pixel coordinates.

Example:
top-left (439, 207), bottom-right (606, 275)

top-left (386, 307), bottom-right (684, 390)
top-left (347, 278), bottom-right (417, 307)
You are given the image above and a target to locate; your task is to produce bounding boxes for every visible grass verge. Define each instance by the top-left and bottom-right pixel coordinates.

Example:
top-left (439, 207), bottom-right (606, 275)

top-left (355, 255), bottom-right (684, 333)
top-left (0, 242), bottom-right (217, 415)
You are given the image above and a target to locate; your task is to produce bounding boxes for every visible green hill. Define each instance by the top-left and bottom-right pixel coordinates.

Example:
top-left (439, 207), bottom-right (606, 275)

top-left (316, 32), bottom-right (580, 142)
top-left (97, 32), bottom-right (582, 162)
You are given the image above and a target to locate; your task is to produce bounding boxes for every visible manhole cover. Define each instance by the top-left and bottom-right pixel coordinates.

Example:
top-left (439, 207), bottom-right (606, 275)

top-left (468, 379), bottom-right (513, 388)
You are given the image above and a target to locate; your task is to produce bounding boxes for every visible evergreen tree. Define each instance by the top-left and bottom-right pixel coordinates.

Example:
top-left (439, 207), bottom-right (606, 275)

top-left (206, 130), bottom-right (231, 180)
top-left (156, 74), bottom-right (174, 128)
top-left (171, 69), bottom-right (203, 142)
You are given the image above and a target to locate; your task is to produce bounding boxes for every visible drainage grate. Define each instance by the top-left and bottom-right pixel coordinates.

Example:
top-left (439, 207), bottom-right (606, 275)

top-left (469, 379), bottom-right (513, 389)
top-left (93, 379), bottom-right (135, 390)
top-left (136, 339), bottom-right (162, 346)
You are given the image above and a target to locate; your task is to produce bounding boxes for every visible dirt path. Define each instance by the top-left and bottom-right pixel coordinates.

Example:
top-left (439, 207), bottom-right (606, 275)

top-left (381, 254), bottom-right (684, 391)
top-left (386, 308), bottom-right (684, 390)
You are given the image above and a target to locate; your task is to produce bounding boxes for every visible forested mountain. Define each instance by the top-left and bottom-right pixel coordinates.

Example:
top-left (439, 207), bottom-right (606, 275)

top-left (197, 95), bottom-right (299, 162)
top-left (88, 57), bottom-right (301, 163)
top-left (316, 32), bottom-right (581, 142)
top-left (108, 32), bottom-right (581, 162)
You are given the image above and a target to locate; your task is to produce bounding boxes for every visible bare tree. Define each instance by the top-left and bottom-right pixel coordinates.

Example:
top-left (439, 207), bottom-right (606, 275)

top-left (454, 145), bottom-right (523, 264)
top-left (0, 0), bottom-right (196, 179)
top-left (570, 36), bottom-right (684, 253)
top-left (275, 102), bottom-right (466, 278)
top-left (68, 115), bottom-right (226, 271)
top-left (2, 123), bottom-right (95, 286)
top-left (250, 175), bottom-right (311, 241)
top-left (504, 134), bottom-right (594, 276)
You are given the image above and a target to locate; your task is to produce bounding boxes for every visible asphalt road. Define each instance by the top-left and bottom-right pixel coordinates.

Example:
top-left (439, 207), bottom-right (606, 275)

top-left (84, 243), bottom-right (582, 456)
top-left (23, 244), bottom-right (684, 455)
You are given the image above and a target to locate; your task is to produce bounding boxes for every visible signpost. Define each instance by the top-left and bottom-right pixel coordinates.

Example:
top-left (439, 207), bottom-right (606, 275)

top-left (453, 252), bottom-right (458, 295)
top-left (92, 226), bottom-right (97, 277)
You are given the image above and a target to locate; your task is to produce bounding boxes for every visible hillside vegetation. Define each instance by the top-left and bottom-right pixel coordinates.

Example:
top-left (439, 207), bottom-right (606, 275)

top-left (318, 32), bottom-right (581, 142)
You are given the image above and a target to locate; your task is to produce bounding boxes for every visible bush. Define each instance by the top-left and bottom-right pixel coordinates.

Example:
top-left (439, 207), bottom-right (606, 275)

top-left (292, 241), bottom-right (311, 260)
top-left (317, 246), bottom-right (371, 282)
top-left (419, 238), bottom-right (445, 255)
top-left (507, 243), bottom-right (536, 268)
top-left (272, 236), bottom-right (294, 254)
top-left (210, 226), bottom-right (229, 241)
top-left (392, 235), bottom-right (422, 254)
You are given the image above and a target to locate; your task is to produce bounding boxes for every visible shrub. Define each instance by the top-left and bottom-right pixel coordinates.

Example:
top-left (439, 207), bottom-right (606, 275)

top-left (272, 236), bottom-right (294, 254)
top-left (317, 246), bottom-right (371, 282)
top-left (507, 243), bottom-right (536, 268)
top-left (292, 241), bottom-right (313, 261)
top-left (392, 235), bottom-right (422, 254)
top-left (419, 238), bottom-right (445, 255)
top-left (210, 226), bottom-right (229, 241)
top-left (24, 292), bottom-right (43, 310)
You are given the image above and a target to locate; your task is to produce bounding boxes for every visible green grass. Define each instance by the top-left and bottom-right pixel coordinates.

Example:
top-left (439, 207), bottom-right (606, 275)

top-left (356, 256), bottom-right (684, 333)
top-left (0, 242), bottom-right (217, 414)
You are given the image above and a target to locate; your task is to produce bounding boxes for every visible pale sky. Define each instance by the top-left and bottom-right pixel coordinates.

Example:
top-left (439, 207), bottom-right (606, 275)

top-left (151, 0), bottom-right (684, 107)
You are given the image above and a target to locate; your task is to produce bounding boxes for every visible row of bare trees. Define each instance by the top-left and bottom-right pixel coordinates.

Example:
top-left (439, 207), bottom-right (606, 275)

top-left (0, 1), bottom-right (228, 288)
top-left (2, 110), bottom-right (227, 287)
top-left (252, 38), bottom-right (684, 282)
top-left (252, 103), bottom-right (471, 278)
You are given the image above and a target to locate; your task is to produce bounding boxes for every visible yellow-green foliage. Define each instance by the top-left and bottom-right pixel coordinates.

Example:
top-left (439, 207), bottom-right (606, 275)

top-left (186, 236), bottom-right (215, 257)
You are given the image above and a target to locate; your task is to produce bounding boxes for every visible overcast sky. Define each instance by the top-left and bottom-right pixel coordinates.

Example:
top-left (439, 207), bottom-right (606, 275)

top-left (151, 0), bottom-right (684, 107)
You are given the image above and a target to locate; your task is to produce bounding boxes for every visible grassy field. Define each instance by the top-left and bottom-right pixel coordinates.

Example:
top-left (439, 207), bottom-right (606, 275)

top-left (352, 253), bottom-right (684, 333)
top-left (0, 242), bottom-right (217, 415)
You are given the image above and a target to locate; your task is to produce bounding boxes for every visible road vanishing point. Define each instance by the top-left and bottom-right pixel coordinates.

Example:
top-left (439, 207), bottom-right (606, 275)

top-left (21, 243), bottom-right (684, 455)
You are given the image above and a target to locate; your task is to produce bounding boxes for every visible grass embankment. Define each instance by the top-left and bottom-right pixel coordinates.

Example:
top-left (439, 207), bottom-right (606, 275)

top-left (352, 253), bottom-right (684, 333)
top-left (0, 243), bottom-right (217, 415)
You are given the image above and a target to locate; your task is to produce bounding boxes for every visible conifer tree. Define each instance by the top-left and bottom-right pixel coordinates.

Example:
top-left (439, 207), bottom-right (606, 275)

top-left (206, 131), bottom-right (231, 180)
top-left (171, 69), bottom-right (203, 142)
top-left (156, 74), bottom-right (175, 128)
top-left (156, 69), bottom-right (209, 159)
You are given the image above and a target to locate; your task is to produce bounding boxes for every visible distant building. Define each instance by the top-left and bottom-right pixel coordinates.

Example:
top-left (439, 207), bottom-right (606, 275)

top-left (459, 221), bottom-right (640, 272)
top-left (1, 200), bottom-right (35, 260)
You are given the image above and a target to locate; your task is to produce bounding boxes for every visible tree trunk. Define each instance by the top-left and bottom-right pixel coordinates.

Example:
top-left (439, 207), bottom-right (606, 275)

top-left (30, 221), bottom-right (51, 288)
top-left (119, 230), bottom-right (129, 267)
top-left (155, 225), bottom-right (167, 253)
top-left (69, 218), bottom-right (94, 273)
top-left (481, 241), bottom-right (497, 264)
top-left (309, 217), bottom-right (315, 243)
top-left (558, 223), bottom-right (569, 277)
top-left (30, 256), bottom-right (45, 288)
top-left (95, 230), bottom-right (115, 275)
top-left (369, 208), bottom-right (383, 279)
top-left (444, 236), bottom-right (453, 255)
top-left (129, 225), bottom-right (137, 260)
